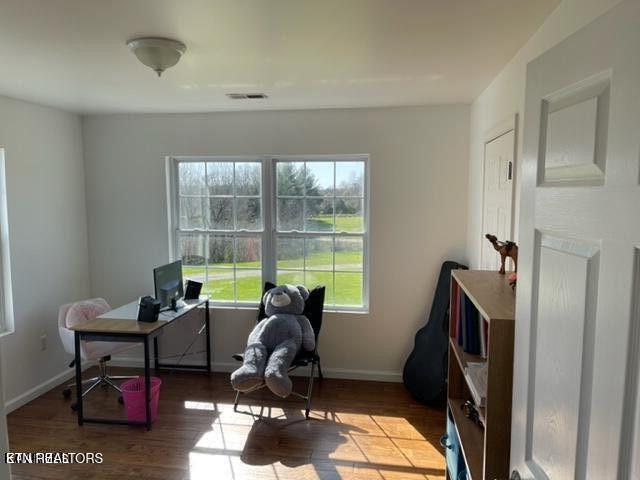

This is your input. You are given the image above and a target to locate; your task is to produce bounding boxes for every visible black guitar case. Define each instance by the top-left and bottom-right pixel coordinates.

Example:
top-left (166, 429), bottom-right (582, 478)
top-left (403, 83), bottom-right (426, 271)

top-left (403, 260), bottom-right (468, 405)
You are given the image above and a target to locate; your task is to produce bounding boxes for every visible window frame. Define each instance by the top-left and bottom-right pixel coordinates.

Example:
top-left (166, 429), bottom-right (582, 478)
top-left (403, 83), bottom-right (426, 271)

top-left (167, 154), bottom-right (370, 313)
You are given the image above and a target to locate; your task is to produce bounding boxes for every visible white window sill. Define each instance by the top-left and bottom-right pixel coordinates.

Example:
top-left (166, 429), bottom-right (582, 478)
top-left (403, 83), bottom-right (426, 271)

top-left (325, 309), bottom-right (370, 315)
top-left (211, 304), bottom-right (260, 311)
top-left (209, 303), bottom-right (369, 315)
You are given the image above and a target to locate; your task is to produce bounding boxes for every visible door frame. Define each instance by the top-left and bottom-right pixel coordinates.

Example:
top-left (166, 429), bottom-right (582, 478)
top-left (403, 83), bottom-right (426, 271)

top-left (0, 344), bottom-right (11, 479)
top-left (480, 113), bottom-right (518, 266)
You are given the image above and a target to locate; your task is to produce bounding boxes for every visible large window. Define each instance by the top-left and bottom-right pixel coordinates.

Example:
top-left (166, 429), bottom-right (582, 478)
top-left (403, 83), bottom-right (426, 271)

top-left (170, 156), bottom-right (368, 311)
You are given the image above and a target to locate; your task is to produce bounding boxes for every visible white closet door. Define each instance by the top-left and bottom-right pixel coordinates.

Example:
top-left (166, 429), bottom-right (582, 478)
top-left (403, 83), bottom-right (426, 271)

top-left (481, 129), bottom-right (515, 271)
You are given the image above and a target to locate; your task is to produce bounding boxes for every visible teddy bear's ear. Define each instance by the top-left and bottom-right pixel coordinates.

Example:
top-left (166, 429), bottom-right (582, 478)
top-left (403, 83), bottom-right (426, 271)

top-left (262, 290), bottom-right (271, 305)
top-left (296, 285), bottom-right (310, 301)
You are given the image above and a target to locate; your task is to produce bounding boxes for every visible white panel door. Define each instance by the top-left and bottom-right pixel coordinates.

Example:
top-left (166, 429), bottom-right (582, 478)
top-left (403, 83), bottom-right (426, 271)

top-left (481, 129), bottom-right (515, 271)
top-left (511, 1), bottom-right (640, 479)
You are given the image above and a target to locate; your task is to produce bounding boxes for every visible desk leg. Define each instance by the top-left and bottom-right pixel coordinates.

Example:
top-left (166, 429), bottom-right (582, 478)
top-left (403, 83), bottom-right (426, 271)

top-left (205, 300), bottom-right (211, 374)
top-left (153, 337), bottom-right (159, 370)
top-left (74, 331), bottom-right (83, 426)
top-left (144, 338), bottom-right (151, 431)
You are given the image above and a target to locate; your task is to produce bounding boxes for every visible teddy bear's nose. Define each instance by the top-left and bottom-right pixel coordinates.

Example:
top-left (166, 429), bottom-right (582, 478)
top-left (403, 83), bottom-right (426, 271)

top-left (271, 293), bottom-right (291, 307)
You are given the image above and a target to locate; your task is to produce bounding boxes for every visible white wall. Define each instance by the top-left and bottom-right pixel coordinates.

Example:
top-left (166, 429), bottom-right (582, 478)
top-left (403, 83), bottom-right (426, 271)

top-left (0, 95), bottom-right (90, 408)
top-left (82, 105), bottom-right (469, 381)
top-left (466, 0), bottom-right (623, 267)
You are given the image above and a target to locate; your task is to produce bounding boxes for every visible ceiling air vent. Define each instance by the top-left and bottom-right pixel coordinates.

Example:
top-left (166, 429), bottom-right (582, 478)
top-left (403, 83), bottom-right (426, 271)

top-left (226, 93), bottom-right (268, 100)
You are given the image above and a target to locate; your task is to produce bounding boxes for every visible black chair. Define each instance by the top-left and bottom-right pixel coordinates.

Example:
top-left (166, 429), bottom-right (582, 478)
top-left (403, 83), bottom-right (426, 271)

top-left (232, 282), bottom-right (325, 419)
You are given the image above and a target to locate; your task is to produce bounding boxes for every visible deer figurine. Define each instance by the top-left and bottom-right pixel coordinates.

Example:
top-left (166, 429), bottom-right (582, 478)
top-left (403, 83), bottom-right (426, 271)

top-left (485, 234), bottom-right (518, 275)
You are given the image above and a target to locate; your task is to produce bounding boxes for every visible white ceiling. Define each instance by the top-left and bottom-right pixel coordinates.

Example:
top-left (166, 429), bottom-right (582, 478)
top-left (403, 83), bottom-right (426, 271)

top-left (0, 0), bottom-right (559, 114)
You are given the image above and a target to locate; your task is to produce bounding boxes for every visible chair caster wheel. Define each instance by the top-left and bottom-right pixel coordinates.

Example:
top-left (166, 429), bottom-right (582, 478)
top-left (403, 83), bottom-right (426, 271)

top-left (118, 396), bottom-right (124, 405)
top-left (62, 388), bottom-right (72, 399)
top-left (70, 403), bottom-right (78, 412)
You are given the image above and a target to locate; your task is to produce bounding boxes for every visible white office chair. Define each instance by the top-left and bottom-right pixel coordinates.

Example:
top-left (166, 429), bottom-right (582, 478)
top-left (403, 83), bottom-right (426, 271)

top-left (58, 298), bottom-right (138, 410)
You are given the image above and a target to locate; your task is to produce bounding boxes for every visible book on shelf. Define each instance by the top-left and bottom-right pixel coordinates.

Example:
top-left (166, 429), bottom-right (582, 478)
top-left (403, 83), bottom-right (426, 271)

top-left (478, 312), bottom-right (487, 357)
top-left (464, 295), bottom-right (481, 355)
top-left (464, 361), bottom-right (488, 408)
top-left (460, 291), bottom-right (467, 348)
top-left (451, 281), bottom-right (461, 342)
top-left (451, 282), bottom-right (489, 359)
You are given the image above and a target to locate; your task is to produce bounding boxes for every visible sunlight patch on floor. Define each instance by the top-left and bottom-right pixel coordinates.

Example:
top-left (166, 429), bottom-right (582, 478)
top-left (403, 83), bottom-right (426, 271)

top-left (371, 415), bottom-right (427, 441)
top-left (195, 423), bottom-right (252, 451)
top-left (189, 451), bottom-right (439, 480)
top-left (188, 403), bottom-right (445, 480)
top-left (184, 400), bottom-right (217, 411)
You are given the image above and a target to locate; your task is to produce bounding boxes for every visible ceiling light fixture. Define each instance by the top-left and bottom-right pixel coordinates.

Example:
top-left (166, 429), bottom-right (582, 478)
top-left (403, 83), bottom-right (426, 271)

top-left (127, 37), bottom-right (186, 77)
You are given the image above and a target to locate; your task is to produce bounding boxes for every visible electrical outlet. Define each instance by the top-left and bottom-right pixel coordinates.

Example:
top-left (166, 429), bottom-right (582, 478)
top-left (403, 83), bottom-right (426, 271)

top-left (40, 333), bottom-right (47, 351)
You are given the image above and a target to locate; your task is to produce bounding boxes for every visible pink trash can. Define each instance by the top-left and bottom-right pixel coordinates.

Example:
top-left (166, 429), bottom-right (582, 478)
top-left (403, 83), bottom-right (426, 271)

top-left (121, 376), bottom-right (162, 423)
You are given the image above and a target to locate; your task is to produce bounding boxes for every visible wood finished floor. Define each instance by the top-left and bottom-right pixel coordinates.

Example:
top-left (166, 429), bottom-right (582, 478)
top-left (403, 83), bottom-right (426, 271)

top-left (7, 367), bottom-right (446, 480)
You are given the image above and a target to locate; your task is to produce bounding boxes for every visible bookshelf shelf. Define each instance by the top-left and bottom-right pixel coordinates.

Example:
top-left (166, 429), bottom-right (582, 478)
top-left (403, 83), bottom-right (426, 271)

top-left (452, 270), bottom-right (515, 321)
top-left (447, 270), bottom-right (515, 480)
top-left (449, 337), bottom-right (484, 371)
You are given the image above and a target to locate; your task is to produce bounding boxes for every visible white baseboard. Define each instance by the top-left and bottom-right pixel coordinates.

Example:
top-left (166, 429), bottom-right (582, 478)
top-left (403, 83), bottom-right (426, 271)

top-left (5, 362), bottom-right (97, 414)
top-left (5, 369), bottom-right (75, 414)
top-left (4, 363), bottom-right (93, 414)
top-left (108, 356), bottom-right (208, 369)
top-left (110, 356), bottom-right (402, 383)
top-left (3, 358), bottom-right (402, 416)
top-left (319, 367), bottom-right (402, 383)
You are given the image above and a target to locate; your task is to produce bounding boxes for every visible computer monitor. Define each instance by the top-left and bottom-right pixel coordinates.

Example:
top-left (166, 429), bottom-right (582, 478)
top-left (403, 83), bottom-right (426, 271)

top-left (153, 260), bottom-right (184, 308)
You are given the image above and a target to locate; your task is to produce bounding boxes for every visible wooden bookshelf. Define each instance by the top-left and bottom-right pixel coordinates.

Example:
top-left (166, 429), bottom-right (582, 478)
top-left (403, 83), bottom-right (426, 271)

top-left (448, 398), bottom-right (485, 480)
top-left (447, 270), bottom-right (515, 480)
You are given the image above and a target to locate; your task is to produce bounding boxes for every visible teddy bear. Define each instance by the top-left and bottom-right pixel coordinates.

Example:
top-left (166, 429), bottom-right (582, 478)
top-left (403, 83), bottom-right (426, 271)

top-left (230, 284), bottom-right (316, 398)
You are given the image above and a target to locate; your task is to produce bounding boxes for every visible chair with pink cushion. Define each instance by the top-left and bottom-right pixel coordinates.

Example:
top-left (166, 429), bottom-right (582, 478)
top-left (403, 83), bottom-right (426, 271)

top-left (58, 298), bottom-right (138, 410)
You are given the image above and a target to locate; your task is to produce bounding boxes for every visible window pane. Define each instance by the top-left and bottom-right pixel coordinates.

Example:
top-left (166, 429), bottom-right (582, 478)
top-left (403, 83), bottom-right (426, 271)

top-left (209, 198), bottom-right (233, 230)
top-left (183, 266), bottom-right (206, 286)
top-left (305, 162), bottom-right (334, 196)
top-left (207, 269), bottom-right (234, 302)
top-left (277, 162), bottom-right (305, 196)
top-left (236, 270), bottom-right (262, 302)
top-left (208, 235), bottom-right (234, 266)
top-left (236, 236), bottom-right (262, 268)
top-left (305, 271), bottom-right (334, 304)
top-left (277, 237), bottom-right (304, 269)
top-left (277, 198), bottom-right (303, 231)
top-left (179, 162), bottom-right (205, 195)
top-left (304, 197), bottom-right (334, 232)
top-left (335, 272), bottom-right (363, 306)
top-left (335, 198), bottom-right (364, 232)
top-left (336, 161), bottom-right (364, 196)
top-left (178, 233), bottom-right (206, 266)
top-left (305, 236), bottom-right (333, 270)
top-left (207, 162), bottom-right (234, 195)
top-left (335, 237), bottom-right (363, 271)
top-left (179, 197), bottom-right (205, 229)
top-left (236, 198), bottom-right (262, 231)
top-left (235, 162), bottom-right (261, 196)
top-left (277, 270), bottom-right (304, 286)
